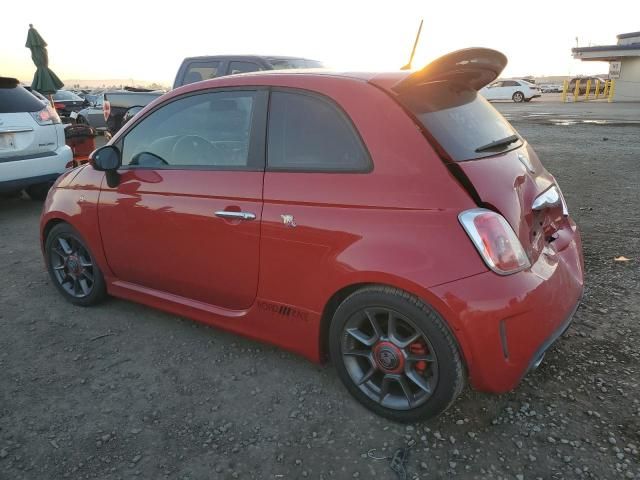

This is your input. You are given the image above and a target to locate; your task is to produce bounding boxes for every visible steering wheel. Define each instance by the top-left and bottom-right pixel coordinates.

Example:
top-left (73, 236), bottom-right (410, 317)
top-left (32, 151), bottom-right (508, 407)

top-left (171, 135), bottom-right (217, 164)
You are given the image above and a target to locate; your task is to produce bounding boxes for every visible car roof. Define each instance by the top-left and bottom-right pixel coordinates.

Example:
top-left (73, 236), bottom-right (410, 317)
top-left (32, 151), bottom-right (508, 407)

top-left (178, 65), bottom-right (522, 102)
top-left (181, 55), bottom-right (320, 62)
top-left (173, 69), bottom-right (411, 93)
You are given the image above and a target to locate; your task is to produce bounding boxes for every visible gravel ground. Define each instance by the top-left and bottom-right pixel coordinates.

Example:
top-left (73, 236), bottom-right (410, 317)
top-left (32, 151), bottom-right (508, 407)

top-left (1, 103), bottom-right (639, 480)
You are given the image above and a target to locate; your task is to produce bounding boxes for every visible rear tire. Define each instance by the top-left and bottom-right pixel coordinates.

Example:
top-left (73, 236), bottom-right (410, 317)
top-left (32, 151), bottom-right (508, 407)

top-left (76, 115), bottom-right (88, 125)
top-left (26, 182), bottom-right (52, 201)
top-left (329, 286), bottom-right (465, 423)
top-left (512, 91), bottom-right (525, 103)
top-left (45, 223), bottom-right (107, 306)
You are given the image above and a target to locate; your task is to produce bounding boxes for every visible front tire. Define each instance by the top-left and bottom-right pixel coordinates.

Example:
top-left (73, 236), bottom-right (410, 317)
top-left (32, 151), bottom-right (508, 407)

top-left (45, 223), bottom-right (107, 306)
top-left (512, 91), bottom-right (525, 103)
top-left (329, 286), bottom-right (465, 423)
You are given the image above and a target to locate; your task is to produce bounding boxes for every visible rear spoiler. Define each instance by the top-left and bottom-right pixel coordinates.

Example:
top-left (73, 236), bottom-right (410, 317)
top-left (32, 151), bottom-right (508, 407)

top-left (392, 48), bottom-right (507, 93)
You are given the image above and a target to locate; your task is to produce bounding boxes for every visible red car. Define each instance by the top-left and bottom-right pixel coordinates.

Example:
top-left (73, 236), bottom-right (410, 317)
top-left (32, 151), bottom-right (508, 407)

top-left (40, 48), bottom-right (584, 422)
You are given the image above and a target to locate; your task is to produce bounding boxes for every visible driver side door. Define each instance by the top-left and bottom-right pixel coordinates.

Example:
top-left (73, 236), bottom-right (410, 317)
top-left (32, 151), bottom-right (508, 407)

top-left (97, 89), bottom-right (268, 310)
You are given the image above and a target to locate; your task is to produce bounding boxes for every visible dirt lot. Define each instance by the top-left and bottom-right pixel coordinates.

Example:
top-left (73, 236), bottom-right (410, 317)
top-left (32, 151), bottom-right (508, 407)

top-left (1, 102), bottom-right (639, 480)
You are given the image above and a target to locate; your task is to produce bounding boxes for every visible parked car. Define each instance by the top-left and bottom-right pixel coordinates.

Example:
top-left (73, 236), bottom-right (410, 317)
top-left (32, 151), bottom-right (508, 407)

top-left (103, 55), bottom-right (324, 137)
top-left (76, 93), bottom-right (107, 130)
top-left (40, 48), bottom-right (584, 422)
top-left (83, 93), bottom-right (99, 106)
top-left (568, 77), bottom-right (606, 95)
top-left (540, 84), bottom-right (563, 93)
top-left (173, 55), bottom-right (325, 88)
top-left (48, 90), bottom-right (88, 122)
top-left (480, 79), bottom-right (541, 102)
top-left (0, 77), bottom-right (72, 199)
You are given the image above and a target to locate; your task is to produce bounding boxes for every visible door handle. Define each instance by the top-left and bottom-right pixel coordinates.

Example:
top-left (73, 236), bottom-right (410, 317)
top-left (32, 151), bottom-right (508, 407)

top-left (214, 211), bottom-right (256, 221)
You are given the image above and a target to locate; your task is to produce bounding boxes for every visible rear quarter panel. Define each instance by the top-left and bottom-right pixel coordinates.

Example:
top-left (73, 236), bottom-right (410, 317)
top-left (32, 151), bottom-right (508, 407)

top-left (258, 77), bottom-right (487, 316)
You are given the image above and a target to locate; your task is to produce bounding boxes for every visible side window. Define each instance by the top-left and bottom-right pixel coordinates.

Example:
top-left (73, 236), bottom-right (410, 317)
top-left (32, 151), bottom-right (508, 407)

top-left (489, 81), bottom-right (503, 88)
top-left (267, 91), bottom-right (370, 172)
top-left (121, 91), bottom-right (257, 170)
top-left (182, 61), bottom-right (220, 85)
top-left (503, 80), bottom-right (519, 87)
top-left (229, 62), bottom-right (262, 75)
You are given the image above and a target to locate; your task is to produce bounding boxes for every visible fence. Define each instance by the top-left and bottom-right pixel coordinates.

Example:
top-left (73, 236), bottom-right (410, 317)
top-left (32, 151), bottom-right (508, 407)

top-left (561, 79), bottom-right (616, 102)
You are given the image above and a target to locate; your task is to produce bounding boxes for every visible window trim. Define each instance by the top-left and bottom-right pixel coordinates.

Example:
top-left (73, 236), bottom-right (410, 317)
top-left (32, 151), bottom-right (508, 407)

top-left (265, 87), bottom-right (373, 174)
top-left (116, 87), bottom-right (268, 172)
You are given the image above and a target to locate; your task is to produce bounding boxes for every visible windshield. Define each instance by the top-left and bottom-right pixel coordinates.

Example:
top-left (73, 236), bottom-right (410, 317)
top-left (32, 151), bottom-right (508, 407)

top-left (52, 90), bottom-right (83, 101)
top-left (398, 81), bottom-right (521, 161)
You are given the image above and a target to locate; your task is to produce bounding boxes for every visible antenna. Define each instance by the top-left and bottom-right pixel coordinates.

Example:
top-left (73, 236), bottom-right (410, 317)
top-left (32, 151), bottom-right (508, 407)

top-left (401, 19), bottom-right (424, 70)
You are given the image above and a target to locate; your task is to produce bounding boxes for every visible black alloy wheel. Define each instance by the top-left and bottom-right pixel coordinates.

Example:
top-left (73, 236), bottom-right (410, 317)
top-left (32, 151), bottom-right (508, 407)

top-left (329, 286), bottom-right (465, 423)
top-left (45, 223), bottom-right (107, 306)
top-left (341, 306), bottom-right (438, 410)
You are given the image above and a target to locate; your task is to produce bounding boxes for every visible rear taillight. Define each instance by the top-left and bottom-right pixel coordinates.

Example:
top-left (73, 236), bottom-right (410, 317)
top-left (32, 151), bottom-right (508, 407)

top-left (30, 105), bottom-right (61, 125)
top-left (103, 100), bottom-right (111, 121)
top-left (53, 102), bottom-right (65, 110)
top-left (459, 209), bottom-right (530, 275)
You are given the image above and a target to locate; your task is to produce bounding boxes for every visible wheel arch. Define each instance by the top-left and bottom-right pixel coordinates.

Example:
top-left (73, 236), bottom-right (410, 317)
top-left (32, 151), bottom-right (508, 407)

top-left (318, 280), bottom-right (473, 370)
top-left (318, 282), bottom-right (372, 362)
top-left (41, 217), bottom-right (67, 249)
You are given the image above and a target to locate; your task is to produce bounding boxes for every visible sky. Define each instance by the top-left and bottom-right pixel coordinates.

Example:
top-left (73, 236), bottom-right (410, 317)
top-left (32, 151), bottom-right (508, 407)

top-left (2, 0), bottom-right (639, 85)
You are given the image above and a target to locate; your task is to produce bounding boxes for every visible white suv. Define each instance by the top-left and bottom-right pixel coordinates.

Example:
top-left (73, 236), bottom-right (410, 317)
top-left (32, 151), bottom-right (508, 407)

top-left (0, 77), bottom-right (72, 200)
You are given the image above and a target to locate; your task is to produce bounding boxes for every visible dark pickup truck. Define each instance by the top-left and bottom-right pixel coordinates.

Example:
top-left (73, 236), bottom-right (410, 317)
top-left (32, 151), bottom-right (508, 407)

top-left (103, 55), bottom-right (323, 136)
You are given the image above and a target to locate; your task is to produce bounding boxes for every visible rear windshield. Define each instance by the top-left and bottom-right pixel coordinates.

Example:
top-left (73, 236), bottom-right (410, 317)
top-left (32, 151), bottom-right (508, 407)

top-left (399, 81), bottom-right (521, 162)
top-left (0, 84), bottom-right (46, 113)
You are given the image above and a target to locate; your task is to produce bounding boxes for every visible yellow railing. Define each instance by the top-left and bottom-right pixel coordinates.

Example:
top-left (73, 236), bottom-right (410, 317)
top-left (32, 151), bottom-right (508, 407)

top-left (562, 79), bottom-right (616, 102)
top-left (561, 80), bottom-right (569, 102)
top-left (608, 79), bottom-right (616, 102)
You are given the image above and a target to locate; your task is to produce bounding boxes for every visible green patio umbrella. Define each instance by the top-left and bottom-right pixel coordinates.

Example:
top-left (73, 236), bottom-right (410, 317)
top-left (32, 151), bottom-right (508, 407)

top-left (25, 24), bottom-right (63, 99)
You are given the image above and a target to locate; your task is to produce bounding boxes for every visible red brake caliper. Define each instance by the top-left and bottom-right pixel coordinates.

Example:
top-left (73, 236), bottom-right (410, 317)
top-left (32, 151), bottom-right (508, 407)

top-left (409, 341), bottom-right (428, 374)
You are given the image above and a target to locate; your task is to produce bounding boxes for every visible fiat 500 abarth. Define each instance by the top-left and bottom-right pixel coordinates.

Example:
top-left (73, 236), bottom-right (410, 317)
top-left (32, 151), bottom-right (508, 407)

top-left (40, 48), bottom-right (584, 422)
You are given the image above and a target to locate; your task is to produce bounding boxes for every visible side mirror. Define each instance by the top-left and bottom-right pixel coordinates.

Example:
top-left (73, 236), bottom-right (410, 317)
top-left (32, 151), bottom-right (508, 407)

top-left (90, 145), bottom-right (122, 188)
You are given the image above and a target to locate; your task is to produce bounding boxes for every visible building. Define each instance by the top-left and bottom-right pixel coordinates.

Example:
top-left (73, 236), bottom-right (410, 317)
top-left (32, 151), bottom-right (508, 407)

top-left (572, 31), bottom-right (640, 101)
